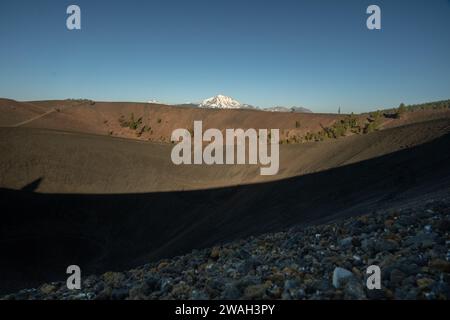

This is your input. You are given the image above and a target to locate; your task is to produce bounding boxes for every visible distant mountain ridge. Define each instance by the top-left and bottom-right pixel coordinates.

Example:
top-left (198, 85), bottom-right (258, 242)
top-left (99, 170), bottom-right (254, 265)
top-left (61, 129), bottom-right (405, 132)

top-left (265, 106), bottom-right (312, 113)
top-left (151, 94), bottom-right (312, 112)
top-left (195, 94), bottom-right (311, 112)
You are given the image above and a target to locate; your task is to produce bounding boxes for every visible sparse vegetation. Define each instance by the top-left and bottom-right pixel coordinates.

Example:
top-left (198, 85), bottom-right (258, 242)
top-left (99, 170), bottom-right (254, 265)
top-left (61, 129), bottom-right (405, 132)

top-left (382, 100), bottom-right (450, 118)
top-left (364, 121), bottom-right (377, 134)
top-left (118, 114), bottom-right (154, 138)
top-left (115, 99), bottom-right (449, 144)
top-left (301, 113), bottom-right (384, 142)
top-left (119, 113), bottom-right (153, 137)
top-left (304, 131), bottom-right (324, 142)
top-left (119, 113), bottom-right (143, 130)
top-left (287, 99), bottom-right (450, 143)
top-left (364, 110), bottom-right (383, 133)
top-left (65, 98), bottom-right (95, 105)
top-left (402, 100), bottom-right (450, 112)
top-left (393, 103), bottom-right (407, 119)
top-left (136, 125), bottom-right (151, 137)
top-left (318, 114), bottom-right (361, 140)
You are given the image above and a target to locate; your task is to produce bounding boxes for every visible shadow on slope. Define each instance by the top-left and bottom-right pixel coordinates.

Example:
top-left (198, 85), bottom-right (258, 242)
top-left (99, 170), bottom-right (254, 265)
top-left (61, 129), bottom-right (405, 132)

top-left (1, 133), bottom-right (450, 294)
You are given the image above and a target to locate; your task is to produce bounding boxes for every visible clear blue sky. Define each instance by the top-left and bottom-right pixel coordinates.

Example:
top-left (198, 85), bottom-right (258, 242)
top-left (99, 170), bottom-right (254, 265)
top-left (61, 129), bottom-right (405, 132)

top-left (0, 0), bottom-right (449, 113)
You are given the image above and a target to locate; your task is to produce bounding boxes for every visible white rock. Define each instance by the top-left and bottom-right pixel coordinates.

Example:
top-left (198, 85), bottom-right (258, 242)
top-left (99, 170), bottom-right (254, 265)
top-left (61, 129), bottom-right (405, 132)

top-left (332, 267), bottom-right (354, 289)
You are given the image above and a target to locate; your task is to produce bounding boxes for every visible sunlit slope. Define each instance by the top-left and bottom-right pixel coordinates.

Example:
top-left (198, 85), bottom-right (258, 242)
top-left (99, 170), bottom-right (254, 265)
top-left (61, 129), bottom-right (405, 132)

top-left (2, 98), bottom-right (449, 144)
top-left (1, 118), bottom-right (449, 193)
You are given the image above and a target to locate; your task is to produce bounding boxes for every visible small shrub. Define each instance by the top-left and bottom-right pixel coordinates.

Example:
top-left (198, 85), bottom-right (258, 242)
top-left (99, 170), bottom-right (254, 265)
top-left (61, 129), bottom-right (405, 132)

top-left (364, 121), bottom-right (377, 134)
top-left (394, 103), bottom-right (407, 119)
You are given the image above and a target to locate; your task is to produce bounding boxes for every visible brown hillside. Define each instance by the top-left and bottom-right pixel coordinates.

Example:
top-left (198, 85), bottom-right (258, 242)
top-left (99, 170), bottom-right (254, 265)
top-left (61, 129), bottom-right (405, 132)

top-left (1, 119), bottom-right (449, 193)
top-left (2, 98), bottom-right (448, 143)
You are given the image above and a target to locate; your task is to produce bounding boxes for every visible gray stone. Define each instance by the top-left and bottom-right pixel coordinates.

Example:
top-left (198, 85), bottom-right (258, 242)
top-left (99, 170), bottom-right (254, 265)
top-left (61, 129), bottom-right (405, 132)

top-left (339, 237), bottom-right (353, 249)
top-left (332, 267), bottom-right (354, 289)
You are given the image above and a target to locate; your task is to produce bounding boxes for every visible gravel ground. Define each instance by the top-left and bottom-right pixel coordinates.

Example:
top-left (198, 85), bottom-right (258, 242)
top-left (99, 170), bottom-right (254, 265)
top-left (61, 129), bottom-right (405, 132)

top-left (2, 198), bottom-right (450, 300)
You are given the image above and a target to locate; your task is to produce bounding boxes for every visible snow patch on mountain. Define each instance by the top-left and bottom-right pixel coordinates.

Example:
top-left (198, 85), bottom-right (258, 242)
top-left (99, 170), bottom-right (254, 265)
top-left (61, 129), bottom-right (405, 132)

top-left (199, 95), bottom-right (245, 109)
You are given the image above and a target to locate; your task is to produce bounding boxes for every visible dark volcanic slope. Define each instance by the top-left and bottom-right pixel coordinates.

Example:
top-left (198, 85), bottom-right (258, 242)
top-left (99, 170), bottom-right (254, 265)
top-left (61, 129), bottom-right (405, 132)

top-left (5, 197), bottom-right (449, 300)
top-left (1, 130), bottom-right (450, 294)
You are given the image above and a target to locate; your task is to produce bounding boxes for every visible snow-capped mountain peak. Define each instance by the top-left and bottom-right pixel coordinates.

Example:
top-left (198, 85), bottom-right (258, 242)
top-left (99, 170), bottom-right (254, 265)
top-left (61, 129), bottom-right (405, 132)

top-left (199, 95), bottom-right (243, 109)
